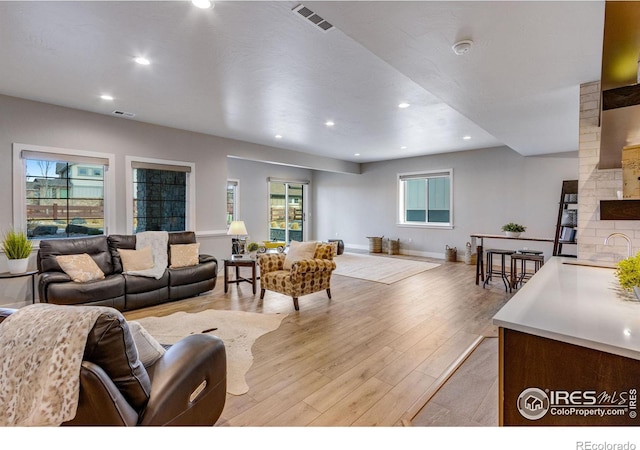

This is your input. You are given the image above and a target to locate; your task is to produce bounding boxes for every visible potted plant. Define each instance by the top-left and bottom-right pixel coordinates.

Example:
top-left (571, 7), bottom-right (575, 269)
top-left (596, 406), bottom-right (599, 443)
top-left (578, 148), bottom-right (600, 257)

top-left (2, 229), bottom-right (33, 274)
top-left (501, 223), bottom-right (526, 238)
top-left (245, 242), bottom-right (260, 258)
top-left (615, 252), bottom-right (640, 301)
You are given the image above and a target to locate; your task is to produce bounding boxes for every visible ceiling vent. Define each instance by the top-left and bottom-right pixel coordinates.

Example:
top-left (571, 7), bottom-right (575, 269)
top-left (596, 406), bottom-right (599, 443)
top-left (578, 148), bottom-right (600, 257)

top-left (111, 110), bottom-right (135, 118)
top-left (292, 4), bottom-right (334, 33)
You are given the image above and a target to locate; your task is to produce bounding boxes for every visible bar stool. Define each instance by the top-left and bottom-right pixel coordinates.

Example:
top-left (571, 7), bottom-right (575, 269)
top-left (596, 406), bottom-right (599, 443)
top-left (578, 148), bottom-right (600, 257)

top-left (483, 249), bottom-right (514, 292)
top-left (510, 250), bottom-right (544, 289)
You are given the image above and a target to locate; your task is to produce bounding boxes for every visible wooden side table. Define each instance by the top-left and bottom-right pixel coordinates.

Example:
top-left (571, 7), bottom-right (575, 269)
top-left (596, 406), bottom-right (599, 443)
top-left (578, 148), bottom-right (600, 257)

top-left (0, 270), bottom-right (38, 303)
top-left (223, 257), bottom-right (257, 294)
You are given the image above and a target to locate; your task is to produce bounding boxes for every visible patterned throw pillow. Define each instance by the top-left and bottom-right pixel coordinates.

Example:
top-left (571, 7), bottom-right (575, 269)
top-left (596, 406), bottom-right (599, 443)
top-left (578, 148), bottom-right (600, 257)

top-left (55, 253), bottom-right (105, 283)
top-left (170, 243), bottom-right (200, 268)
top-left (119, 246), bottom-right (154, 272)
top-left (283, 240), bottom-right (318, 270)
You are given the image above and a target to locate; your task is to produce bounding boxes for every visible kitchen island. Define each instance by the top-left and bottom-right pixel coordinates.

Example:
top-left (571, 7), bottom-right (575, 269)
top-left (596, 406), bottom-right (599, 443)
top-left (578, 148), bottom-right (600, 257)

top-left (493, 257), bottom-right (640, 426)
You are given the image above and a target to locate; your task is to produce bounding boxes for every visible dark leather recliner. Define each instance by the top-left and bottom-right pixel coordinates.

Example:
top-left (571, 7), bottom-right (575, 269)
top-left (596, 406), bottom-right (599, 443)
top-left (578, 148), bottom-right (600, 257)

top-left (0, 307), bottom-right (227, 426)
top-left (37, 231), bottom-right (217, 311)
top-left (38, 235), bottom-right (126, 309)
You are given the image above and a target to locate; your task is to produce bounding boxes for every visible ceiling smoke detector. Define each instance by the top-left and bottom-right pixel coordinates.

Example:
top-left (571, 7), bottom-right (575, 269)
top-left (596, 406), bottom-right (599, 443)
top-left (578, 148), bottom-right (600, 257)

top-left (452, 40), bottom-right (473, 55)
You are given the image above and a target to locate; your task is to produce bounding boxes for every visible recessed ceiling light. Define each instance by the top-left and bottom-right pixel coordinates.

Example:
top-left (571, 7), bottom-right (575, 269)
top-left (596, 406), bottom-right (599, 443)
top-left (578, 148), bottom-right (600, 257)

top-left (100, 94), bottom-right (114, 101)
top-left (400, 146), bottom-right (407, 150)
top-left (354, 153), bottom-right (360, 156)
top-left (463, 135), bottom-right (472, 140)
top-left (275, 134), bottom-right (283, 139)
top-left (134, 56), bottom-right (150, 66)
top-left (192, 0), bottom-right (213, 8)
top-left (398, 102), bottom-right (410, 109)
top-left (325, 121), bottom-right (335, 127)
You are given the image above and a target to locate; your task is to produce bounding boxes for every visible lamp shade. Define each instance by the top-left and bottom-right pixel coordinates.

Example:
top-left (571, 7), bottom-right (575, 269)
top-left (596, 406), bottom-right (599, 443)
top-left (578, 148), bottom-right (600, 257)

top-left (227, 221), bottom-right (248, 236)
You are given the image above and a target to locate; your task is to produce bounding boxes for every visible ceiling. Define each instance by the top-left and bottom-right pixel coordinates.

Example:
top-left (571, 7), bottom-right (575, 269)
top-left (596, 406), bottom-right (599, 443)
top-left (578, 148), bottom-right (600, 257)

top-left (0, 1), bottom-right (605, 164)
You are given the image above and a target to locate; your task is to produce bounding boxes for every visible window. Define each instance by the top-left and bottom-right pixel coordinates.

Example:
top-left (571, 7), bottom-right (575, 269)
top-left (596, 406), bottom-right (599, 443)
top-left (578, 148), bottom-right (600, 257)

top-left (126, 157), bottom-right (195, 234)
top-left (398, 169), bottom-right (453, 227)
top-left (13, 143), bottom-right (115, 239)
top-left (227, 180), bottom-right (239, 226)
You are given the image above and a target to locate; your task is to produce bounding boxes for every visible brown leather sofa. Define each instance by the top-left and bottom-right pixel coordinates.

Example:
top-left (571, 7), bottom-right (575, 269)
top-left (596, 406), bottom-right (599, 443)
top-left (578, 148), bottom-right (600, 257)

top-left (0, 307), bottom-right (227, 426)
top-left (37, 231), bottom-right (217, 311)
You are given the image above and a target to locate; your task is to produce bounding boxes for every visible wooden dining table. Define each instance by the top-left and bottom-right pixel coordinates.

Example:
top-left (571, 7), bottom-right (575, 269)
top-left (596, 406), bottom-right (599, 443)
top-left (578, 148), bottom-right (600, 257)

top-left (470, 233), bottom-right (554, 285)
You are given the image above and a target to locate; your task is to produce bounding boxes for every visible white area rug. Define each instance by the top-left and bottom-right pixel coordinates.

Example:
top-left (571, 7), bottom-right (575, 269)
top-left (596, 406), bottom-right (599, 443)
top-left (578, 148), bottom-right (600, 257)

top-left (136, 309), bottom-right (288, 396)
top-left (334, 252), bottom-right (440, 284)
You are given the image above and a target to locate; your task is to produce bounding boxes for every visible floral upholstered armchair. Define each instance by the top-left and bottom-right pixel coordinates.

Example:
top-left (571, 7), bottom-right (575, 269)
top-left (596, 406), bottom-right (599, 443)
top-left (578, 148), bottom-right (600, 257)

top-left (258, 241), bottom-right (337, 311)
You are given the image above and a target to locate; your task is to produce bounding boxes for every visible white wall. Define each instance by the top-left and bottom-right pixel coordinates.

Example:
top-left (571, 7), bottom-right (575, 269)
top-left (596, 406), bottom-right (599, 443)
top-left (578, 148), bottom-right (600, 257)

top-left (0, 94), bottom-right (344, 304)
top-left (0, 95), bottom-right (230, 261)
top-left (0, 93), bottom-right (580, 304)
top-left (313, 146), bottom-right (579, 259)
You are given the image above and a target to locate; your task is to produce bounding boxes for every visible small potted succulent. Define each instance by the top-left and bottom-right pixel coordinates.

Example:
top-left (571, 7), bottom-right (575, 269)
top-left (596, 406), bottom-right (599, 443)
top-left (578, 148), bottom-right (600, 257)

top-left (2, 229), bottom-right (33, 274)
top-left (615, 252), bottom-right (640, 301)
top-left (501, 223), bottom-right (526, 238)
top-left (245, 241), bottom-right (260, 258)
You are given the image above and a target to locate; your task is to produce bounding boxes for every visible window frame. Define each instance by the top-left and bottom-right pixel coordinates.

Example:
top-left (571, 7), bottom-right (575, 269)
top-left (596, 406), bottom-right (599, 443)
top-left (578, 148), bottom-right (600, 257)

top-left (227, 179), bottom-right (240, 227)
top-left (125, 155), bottom-right (195, 234)
top-left (12, 142), bottom-right (116, 239)
top-left (397, 168), bottom-right (454, 229)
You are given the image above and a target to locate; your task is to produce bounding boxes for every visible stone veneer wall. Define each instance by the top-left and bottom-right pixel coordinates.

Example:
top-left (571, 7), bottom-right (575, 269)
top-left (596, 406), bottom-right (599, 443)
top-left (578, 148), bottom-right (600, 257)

top-left (578, 81), bottom-right (639, 262)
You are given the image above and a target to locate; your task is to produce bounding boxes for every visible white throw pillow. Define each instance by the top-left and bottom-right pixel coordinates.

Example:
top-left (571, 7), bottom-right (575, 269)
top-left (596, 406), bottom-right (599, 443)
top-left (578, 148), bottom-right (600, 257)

top-left (283, 240), bottom-right (318, 270)
top-left (127, 321), bottom-right (166, 367)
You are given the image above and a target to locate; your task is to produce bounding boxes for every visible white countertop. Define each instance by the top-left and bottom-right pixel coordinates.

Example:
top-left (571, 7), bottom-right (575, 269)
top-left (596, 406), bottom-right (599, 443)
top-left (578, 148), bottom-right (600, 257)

top-left (493, 256), bottom-right (640, 360)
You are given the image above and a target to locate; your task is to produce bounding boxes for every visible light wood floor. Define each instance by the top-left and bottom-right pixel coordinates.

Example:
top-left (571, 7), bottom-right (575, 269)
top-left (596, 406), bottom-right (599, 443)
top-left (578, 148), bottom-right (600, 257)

top-left (410, 337), bottom-right (499, 426)
top-left (123, 253), bottom-right (513, 427)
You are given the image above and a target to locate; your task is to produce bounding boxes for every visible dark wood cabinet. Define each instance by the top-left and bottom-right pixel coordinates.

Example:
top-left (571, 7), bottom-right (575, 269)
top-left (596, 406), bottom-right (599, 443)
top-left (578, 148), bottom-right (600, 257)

top-left (500, 328), bottom-right (640, 426)
top-left (600, 199), bottom-right (640, 220)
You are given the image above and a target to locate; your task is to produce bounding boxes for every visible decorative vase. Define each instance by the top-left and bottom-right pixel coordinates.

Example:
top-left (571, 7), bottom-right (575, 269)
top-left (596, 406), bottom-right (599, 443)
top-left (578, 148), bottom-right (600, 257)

top-left (505, 231), bottom-right (521, 238)
top-left (7, 257), bottom-right (29, 274)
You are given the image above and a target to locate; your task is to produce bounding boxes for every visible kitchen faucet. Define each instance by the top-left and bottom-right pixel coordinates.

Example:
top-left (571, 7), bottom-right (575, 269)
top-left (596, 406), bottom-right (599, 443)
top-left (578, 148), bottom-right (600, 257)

top-left (604, 233), bottom-right (632, 258)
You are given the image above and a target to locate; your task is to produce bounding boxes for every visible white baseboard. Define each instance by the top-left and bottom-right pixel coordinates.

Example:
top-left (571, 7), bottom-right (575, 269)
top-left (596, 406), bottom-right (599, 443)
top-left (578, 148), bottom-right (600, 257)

top-left (344, 243), bottom-right (445, 260)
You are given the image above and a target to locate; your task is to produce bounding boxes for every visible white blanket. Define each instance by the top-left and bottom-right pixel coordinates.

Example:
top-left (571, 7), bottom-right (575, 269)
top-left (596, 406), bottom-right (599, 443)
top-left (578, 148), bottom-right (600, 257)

top-left (0, 304), bottom-right (116, 426)
top-left (125, 231), bottom-right (168, 279)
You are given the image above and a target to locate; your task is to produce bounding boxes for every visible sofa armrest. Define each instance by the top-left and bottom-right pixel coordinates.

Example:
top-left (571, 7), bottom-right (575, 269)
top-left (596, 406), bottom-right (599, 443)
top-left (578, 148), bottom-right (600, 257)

top-left (140, 334), bottom-right (226, 426)
top-left (63, 361), bottom-right (139, 426)
top-left (0, 308), bottom-right (17, 324)
top-left (199, 254), bottom-right (217, 265)
top-left (258, 253), bottom-right (285, 273)
top-left (38, 271), bottom-right (72, 302)
top-left (291, 259), bottom-right (336, 277)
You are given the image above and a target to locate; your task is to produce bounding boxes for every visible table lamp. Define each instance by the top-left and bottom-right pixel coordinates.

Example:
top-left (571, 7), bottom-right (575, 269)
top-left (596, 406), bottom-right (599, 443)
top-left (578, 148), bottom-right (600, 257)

top-left (227, 220), bottom-right (248, 254)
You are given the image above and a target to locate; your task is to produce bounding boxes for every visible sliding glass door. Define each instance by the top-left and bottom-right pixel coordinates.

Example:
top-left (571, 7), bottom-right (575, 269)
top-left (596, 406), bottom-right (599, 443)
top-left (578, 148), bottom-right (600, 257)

top-left (269, 181), bottom-right (307, 243)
